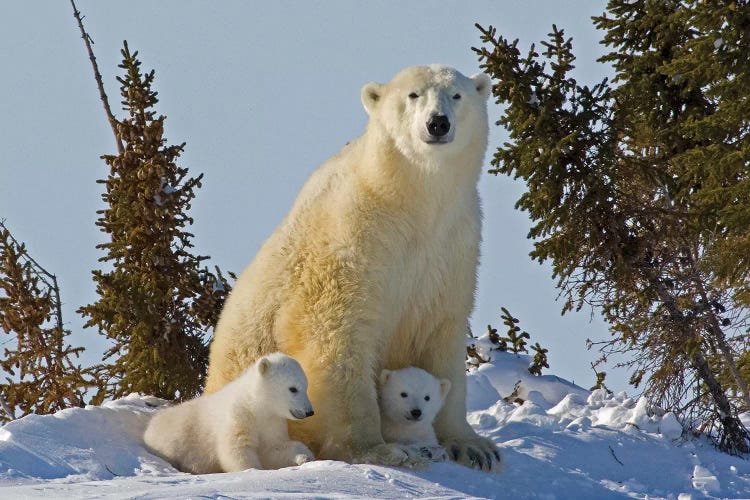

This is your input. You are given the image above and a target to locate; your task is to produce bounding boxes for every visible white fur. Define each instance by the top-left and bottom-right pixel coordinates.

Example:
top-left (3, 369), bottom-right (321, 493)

top-left (205, 65), bottom-right (500, 471)
top-left (379, 367), bottom-right (450, 450)
top-left (143, 353), bottom-right (314, 473)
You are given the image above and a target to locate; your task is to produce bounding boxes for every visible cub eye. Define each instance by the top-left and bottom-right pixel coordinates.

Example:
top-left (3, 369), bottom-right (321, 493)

top-left (424, 395), bottom-right (431, 401)
top-left (289, 387), bottom-right (298, 393)
top-left (453, 93), bottom-right (461, 100)
top-left (408, 92), bottom-right (419, 99)
top-left (400, 392), bottom-right (408, 398)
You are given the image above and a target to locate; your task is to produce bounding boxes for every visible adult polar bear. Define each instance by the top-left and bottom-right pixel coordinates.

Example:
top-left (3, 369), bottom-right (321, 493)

top-left (205, 65), bottom-right (499, 471)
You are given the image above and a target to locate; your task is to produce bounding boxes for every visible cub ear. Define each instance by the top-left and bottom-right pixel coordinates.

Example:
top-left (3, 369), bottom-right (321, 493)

top-left (379, 369), bottom-right (392, 387)
top-left (258, 357), bottom-right (270, 376)
top-left (471, 72), bottom-right (492, 100)
top-left (361, 82), bottom-right (384, 115)
top-left (439, 378), bottom-right (452, 399)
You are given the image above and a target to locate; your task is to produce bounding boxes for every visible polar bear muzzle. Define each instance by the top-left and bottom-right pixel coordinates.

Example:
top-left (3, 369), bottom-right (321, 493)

top-left (291, 407), bottom-right (315, 420)
top-left (425, 115), bottom-right (451, 142)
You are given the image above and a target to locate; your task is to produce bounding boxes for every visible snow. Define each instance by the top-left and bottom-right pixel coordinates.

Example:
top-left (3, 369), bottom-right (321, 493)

top-left (1, 334), bottom-right (749, 498)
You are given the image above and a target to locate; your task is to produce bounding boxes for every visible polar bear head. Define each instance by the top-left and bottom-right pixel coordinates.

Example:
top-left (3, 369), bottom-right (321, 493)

top-left (255, 352), bottom-right (314, 420)
top-left (361, 65), bottom-right (491, 166)
top-left (378, 367), bottom-right (451, 427)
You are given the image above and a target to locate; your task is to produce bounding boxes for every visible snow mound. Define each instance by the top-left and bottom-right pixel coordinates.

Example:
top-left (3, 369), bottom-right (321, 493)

top-left (1, 348), bottom-right (749, 498)
top-left (0, 394), bottom-right (169, 481)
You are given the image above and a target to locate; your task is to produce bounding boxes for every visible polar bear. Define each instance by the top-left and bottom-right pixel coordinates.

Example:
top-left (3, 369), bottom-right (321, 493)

top-left (379, 367), bottom-right (451, 462)
top-left (205, 64), bottom-right (500, 471)
top-left (144, 353), bottom-right (315, 473)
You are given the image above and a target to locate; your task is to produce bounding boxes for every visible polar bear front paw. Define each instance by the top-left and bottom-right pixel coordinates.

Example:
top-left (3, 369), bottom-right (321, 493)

top-left (357, 443), bottom-right (430, 469)
top-left (441, 436), bottom-right (501, 472)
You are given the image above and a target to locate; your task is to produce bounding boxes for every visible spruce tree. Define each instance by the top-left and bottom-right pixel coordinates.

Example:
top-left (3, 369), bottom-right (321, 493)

top-left (474, 0), bottom-right (750, 453)
top-left (466, 308), bottom-right (550, 375)
top-left (79, 42), bottom-right (231, 401)
top-left (0, 222), bottom-right (97, 422)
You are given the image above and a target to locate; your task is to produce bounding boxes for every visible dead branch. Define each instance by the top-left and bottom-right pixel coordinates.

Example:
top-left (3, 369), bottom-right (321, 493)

top-left (70, 0), bottom-right (124, 154)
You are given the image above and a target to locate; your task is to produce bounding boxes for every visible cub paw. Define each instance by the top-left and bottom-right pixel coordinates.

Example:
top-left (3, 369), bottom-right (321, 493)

top-left (419, 445), bottom-right (449, 462)
top-left (290, 441), bottom-right (315, 465)
top-left (356, 443), bottom-right (430, 469)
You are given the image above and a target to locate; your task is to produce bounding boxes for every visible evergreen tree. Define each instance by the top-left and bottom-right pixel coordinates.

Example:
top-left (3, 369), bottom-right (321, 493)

top-left (466, 308), bottom-right (550, 376)
top-left (0, 222), bottom-right (98, 422)
top-left (474, 0), bottom-right (750, 453)
top-left (79, 42), bottom-right (231, 401)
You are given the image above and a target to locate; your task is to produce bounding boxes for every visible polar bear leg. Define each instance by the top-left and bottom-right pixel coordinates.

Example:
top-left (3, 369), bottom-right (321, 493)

top-left (260, 440), bottom-right (315, 469)
top-left (425, 321), bottom-right (502, 472)
top-left (217, 443), bottom-right (263, 472)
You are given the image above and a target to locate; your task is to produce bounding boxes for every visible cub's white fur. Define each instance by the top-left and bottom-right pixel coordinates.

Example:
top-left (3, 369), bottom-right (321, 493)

top-left (379, 367), bottom-right (450, 460)
top-left (143, 353), bottom-right (314, 473)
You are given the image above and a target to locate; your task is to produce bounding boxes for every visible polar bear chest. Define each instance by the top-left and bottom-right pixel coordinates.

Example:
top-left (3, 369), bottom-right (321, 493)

top-left (381, 197), bottom-right (480, 347)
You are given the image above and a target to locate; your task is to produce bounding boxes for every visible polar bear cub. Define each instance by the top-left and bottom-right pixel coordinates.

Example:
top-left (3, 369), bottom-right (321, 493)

top-left (143, 352), bottom-right (315, 473)
top-left (379, 367), bottom-right (451, 461)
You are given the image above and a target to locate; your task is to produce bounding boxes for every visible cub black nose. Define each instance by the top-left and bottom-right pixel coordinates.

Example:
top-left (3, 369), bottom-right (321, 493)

top-left (306, 409), bottom-right (315, 417)
top-left (411, 409), bottom-right (422, 419)
top-left (426, 115), bottom-right (450, 137)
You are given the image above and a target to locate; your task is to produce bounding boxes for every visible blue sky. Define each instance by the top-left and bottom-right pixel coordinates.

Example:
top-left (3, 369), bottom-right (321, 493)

top-left (0, 1), bottom-right (629, 391)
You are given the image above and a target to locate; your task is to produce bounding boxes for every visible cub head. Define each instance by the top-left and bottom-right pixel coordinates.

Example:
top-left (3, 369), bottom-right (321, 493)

top-left (255, 353), bottom-right (314, 420)
top-left (378, 367), bottom-right (451, 426)
top-left (361, 64), bottom-right (491, 166)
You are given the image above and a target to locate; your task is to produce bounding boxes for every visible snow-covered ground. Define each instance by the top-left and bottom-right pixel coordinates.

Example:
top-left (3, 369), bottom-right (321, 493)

top-left (1, 334), bottom-right (749, 499)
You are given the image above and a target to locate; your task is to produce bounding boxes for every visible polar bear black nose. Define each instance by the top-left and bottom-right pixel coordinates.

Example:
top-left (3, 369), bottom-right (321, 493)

top-left (306, 409), bottom-right (315, 417)
top-left (411, 409), bottom-right (422, 419)
top-left (426, 115), bottom-right (450, 137)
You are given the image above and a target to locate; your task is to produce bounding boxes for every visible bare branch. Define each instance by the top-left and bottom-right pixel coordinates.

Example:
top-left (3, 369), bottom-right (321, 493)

top-left (70, 0), bottom-right (124, 154)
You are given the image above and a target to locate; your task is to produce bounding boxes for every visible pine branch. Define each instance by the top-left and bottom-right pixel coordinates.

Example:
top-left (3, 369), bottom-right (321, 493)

top-left (70, 0), bottom-right (124, 154)
top-left (0, 221), bottom-right (65, 335)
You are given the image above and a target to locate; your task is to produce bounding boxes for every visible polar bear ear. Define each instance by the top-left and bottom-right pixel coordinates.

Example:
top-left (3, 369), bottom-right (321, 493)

top-left (379, 369), bottom-right (392, 387)
top-left (258, 357), bottom-right (270, 376)
top-left (361, 82), bottom-right (384, 115)
top-left (471, 72), bottom-right (492, 100)
top-left (439, 378), bottom-right (452, 399)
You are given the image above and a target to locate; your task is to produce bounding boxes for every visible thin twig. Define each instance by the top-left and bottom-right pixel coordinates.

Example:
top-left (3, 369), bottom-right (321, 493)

top-left (70, 0), bottom-right (124, 154)
top-left (0, 221), bottom-right (55, 283)
top-left (104, 464), bottom-right (120, 477)
top-left (608, 445), bottom-right (624, 466)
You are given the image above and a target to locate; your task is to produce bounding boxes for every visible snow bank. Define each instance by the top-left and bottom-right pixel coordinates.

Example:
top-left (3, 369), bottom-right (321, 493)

top-left (0, 394), bottom-right (169, 481)
top-left (1, 345), bottom-right (749, 499)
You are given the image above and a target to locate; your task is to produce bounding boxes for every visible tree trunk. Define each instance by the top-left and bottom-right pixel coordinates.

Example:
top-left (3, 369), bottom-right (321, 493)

top-left (684, 245), bottom-right (750, 411)
top-left (691, 350), bottom-right (750, 454)
top-left (648, 272), bottom-right (749, 454)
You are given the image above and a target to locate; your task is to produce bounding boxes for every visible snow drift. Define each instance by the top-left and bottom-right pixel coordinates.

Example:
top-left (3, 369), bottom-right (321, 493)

top-left (1, 332), bottom-right (749, 499)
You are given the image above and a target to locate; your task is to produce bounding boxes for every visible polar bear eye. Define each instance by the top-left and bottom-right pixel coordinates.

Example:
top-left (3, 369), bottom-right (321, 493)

top-left (400, 392), bottom-right (408, 398)
top-left (408, 92), bottom-right (419, 100)
top-left (424, 395), bottom-right (430, 401)
top-left (289, 387), bottom-right (298, 393)
top-left (453, 93), bottom-right (461, 100)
